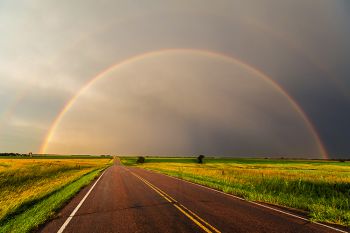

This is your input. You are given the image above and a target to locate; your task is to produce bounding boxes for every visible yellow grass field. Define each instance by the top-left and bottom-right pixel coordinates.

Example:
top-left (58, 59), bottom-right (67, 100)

top-left (0, 157), bottom-right (112, 226)
top-left (122, 157), bottom-right (350, 226)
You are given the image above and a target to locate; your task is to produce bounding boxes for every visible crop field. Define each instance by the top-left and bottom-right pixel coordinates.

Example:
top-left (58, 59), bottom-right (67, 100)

top-left (0, 156), bottom-right (112, 233)
top-left (121, 157), bottom-right (350, 227)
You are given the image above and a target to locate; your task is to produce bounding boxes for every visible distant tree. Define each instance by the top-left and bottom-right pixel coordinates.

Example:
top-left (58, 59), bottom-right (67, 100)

top-left (197, 155), bottom-right (205, 164)
top-left (29, 152), bottom-right (33, 157)
top-left (136, 156), bottom-right (145, 164)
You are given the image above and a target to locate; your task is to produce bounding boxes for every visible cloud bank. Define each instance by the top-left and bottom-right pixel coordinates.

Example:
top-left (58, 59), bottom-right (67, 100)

top-left (0, 0), bottom-right (349, 157)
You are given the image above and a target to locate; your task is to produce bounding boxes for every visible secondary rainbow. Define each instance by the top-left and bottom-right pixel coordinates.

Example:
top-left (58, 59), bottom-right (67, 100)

top-left (39, 48), bottom-right (328, 159)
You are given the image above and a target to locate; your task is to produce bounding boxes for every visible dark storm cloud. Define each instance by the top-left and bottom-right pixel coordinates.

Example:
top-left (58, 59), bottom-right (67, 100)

top-left (0, 0), bottom-right (349, 157)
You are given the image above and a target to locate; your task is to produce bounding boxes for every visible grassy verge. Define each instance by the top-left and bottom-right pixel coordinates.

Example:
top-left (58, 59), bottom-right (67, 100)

top-left (121, 157), bottom-right (350, 227)
top-left (0, 157), bottom-right (112, 233)
top-left (0, 168), bottom-right (104, 233)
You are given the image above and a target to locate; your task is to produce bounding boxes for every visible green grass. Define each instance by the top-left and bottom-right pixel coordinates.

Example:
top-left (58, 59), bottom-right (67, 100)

top-left (0, 157), bottom-right (112, 233)
top-left (121, 157), bottom-right (350, 227)
top-left (0, 168), bottom-right (104, 233)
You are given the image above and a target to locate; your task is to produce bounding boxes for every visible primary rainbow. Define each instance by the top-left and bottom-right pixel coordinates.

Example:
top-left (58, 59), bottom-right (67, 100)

top-left (39, 48), bottom-right (328, 159)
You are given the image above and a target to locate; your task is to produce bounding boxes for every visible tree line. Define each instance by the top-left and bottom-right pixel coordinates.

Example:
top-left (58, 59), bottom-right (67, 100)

top-left (0, 152), bottom-right (33, 157)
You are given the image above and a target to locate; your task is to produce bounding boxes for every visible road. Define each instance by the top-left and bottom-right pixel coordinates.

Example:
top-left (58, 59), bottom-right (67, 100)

top-left (40, 159), bottom-right (347, 233)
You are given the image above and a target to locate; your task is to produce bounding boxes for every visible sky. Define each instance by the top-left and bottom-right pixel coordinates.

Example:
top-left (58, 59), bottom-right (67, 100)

top-left (0, 0), bottom-right (349, 158)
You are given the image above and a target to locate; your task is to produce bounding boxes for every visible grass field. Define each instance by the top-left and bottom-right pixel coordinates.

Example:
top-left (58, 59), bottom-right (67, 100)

top-left (121, 157), bottom-right (350, 227)
top-left (0, 156), bottom-right (112, 233)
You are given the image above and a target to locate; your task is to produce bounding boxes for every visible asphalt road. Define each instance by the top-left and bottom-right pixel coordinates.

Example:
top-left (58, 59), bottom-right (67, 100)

top-left (40, 160), bottom-right (347, 233)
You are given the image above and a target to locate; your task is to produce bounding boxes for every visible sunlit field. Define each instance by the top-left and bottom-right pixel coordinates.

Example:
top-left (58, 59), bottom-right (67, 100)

top-left (0, 156), bottom-right (112, 233)
top-left (121, 157), bottom-right (350, 227)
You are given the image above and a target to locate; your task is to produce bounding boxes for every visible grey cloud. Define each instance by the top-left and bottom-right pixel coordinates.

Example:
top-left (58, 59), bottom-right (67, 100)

top-left (0, 0), bottom-right (349, 157)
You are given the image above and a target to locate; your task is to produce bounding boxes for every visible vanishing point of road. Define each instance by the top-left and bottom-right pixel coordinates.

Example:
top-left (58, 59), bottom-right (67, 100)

top-left (40, 159), bottom-right (348, 233)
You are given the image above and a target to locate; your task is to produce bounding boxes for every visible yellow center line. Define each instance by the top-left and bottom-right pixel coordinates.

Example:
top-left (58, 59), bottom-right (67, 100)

top-left (128, 170), bottom-right (221, 233)
top-left (137, 175), bottom-right (220, 233)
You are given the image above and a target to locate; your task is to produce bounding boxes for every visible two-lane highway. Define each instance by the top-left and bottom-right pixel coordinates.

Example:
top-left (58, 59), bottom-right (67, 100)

top-left (40, 160), bottom-right (347, 233)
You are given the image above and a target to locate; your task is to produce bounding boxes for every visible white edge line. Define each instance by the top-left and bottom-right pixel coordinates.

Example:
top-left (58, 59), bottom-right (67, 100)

top-left (139, 168), bottom-right (348, 233)
top-left (57, 169), bottom-right (108, 233)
